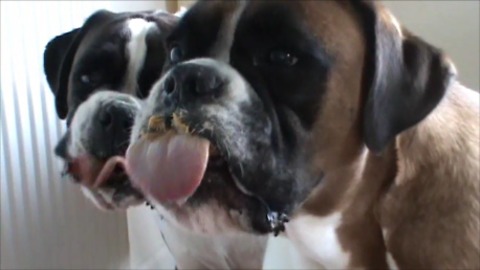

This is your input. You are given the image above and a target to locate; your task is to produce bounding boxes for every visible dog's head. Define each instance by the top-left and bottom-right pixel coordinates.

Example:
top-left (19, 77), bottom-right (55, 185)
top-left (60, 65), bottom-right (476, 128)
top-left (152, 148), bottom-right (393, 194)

top-left (44, 9), bottom-right (178, 210)
top-left (127, 1), bottom-right (455, 232)
top-left (44, 9), bottom-right (178, 121)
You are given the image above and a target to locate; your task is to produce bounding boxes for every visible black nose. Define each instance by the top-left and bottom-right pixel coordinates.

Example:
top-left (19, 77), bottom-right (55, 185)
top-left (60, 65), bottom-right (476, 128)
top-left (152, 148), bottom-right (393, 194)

top-left (92, 102), bottom-right (135, 158)
top-left (163, 63), bottom-right (224, 111)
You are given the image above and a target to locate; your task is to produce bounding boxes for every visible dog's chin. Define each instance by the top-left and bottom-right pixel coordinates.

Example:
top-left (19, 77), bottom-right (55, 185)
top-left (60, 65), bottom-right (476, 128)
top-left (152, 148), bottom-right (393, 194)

top-left (158, 166), bottom-right (263, 234)
top-left (62, 153), bottom-right (145, 210)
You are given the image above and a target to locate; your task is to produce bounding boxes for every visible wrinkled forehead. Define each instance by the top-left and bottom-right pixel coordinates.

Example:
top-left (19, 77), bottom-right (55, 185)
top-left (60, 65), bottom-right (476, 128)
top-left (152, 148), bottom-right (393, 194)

top-left (169, 0), bottom-right (362, 60)
top-left (74, 17), bottom-right (132, 60)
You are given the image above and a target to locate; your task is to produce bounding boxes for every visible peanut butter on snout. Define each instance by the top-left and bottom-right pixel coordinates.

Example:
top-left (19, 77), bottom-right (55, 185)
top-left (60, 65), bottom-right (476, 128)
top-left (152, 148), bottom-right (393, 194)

top-left (143, 113), bottom-right (191, 140)
top-left (147, 115), bottom-right (166, 134)
top-left (141, 115), bottom-right (167, 141)
top-left (143, 114), bottom-right (219, 157)
top-left (172, 113), bottom-right (190, 134)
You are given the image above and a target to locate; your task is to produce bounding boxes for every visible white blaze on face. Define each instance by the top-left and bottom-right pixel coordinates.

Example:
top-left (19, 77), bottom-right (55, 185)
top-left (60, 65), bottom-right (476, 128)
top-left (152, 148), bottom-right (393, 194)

top-left (124, 18), bottom-right (157, 95)
top-left (208, 1), bottom-right (247, 63)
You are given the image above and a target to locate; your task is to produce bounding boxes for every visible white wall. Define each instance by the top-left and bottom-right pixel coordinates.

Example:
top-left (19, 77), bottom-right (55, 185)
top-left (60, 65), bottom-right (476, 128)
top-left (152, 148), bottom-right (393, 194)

top-left (0, 1), bottom-right (169, 269)
top-left (384, 1), bottom-right (479, 90)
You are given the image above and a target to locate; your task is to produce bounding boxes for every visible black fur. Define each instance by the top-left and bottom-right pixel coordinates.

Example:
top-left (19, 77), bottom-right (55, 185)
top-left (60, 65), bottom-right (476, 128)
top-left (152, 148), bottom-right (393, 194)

top-left (354, 1), bottom-right (455, 153)
top-left (43, 10), bottom-right (178, 122)
top-left (44, 10), bottom-right (116, 119)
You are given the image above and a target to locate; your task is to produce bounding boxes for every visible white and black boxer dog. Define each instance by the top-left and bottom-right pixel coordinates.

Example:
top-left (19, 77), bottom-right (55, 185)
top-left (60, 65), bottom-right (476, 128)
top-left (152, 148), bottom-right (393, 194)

top-left (44, 8), bottom-right (267, 269)
top-left (126, 1), bottom-right (479, 269)
top-left (44, 9), bottom-right (177, 209)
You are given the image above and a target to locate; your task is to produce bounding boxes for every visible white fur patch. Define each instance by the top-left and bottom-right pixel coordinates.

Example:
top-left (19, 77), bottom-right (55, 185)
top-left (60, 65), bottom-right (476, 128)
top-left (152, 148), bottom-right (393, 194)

top-left (124, 18), bottom-right (157, 95)
top-left (286, 212), bottom-right (350, 269)
top-left (157, 211), bottom-right (267, 269)
top-left (175, 7), bottom-right (188, 17)
top-left (382, 9), bottom-right (403, 39)
top-left (208, 1), bottom-right (247, 62)
top-left (386, 252), bottom-right (399, 270)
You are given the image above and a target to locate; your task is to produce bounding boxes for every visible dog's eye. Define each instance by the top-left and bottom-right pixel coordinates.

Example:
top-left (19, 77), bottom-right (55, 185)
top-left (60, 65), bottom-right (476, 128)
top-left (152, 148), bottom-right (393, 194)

top-left (268, 50), bottom-right (298, 66)
top-left (169, 46), bottom-right (183, 64)
top-left (79, 74), bottom-right (101, 88)
top-left (80, 75), bottom-right (90, 84)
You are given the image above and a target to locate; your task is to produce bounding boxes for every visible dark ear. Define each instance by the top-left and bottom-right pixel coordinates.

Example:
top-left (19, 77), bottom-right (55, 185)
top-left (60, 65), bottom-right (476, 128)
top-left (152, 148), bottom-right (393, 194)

top-left (354, 1), bottom-right (456, 152)
top-left (44, 29), bottom-right (79, 94)
top-left (43, 9), bottom-right (116, 119)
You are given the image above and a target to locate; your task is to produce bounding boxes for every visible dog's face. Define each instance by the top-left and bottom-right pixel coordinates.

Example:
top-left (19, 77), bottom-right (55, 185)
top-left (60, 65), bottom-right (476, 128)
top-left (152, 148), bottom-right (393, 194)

top-left (44, 10), bottom-right (178, 209)
top-left (127, 1), bottom-right (454, 233)
top-left (44, 9), bottom-right (178, 122)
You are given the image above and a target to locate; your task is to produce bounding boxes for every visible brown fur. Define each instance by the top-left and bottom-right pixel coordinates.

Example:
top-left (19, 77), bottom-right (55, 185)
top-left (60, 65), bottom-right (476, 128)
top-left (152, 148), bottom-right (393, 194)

top-left (279, 1), bottom-right (480, 269)
top-left (380, 84), bottom-right (480, 269)
top-left (162, 1), bottom-right (478, 268)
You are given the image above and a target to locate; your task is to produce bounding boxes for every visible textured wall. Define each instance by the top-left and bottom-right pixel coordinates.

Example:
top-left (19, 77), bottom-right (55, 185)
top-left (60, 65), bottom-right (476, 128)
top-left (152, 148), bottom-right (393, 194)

top-left (0, 1), bottom-right (168, 269)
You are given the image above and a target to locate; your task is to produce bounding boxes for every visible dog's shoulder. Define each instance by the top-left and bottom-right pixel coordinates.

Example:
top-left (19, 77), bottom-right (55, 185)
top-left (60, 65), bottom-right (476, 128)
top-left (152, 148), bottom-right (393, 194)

top-left (379, 82), bottom-right (480, 269)
top-left (396, 82), bottom-right (479, 183)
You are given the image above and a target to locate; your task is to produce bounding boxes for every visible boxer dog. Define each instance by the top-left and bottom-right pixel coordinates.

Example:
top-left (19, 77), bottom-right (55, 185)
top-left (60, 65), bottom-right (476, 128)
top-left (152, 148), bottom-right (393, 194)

top-left (44, 9), bottom-right (177, 209)
top-left (126, 1), bottom-right (480, 269)
top-left (44, 8), bottom-right (267, 269)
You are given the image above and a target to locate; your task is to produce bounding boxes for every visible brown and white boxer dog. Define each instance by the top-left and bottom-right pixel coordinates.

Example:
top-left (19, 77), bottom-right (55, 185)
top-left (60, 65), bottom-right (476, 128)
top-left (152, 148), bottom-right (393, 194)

top-left (126, 1), bottom-right (480, 269)
top-left (44, 8), bottom-right (267, 269)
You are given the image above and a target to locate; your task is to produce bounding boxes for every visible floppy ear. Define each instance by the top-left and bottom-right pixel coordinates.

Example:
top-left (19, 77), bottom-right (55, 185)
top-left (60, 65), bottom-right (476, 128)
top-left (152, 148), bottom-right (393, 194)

top-left (354, 1), bottom-right (457, 153)
top-left (43, 10), bottom-right (115, 119)
top-left (44, 28), bottom-right (79, 119)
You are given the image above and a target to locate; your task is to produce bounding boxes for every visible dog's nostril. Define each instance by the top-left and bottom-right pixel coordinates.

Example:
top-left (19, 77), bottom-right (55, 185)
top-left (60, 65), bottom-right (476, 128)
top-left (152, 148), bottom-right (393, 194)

top-left (122, 114), bottom-right (133, 130)
top-left (164, 76), bottom-right (176, 94)
top-left (99, 110), bottom-right (112, 127)
top-left (123, 120), bottom-right (131, 130)
top-left (209, 76), bottom-right (222, 91)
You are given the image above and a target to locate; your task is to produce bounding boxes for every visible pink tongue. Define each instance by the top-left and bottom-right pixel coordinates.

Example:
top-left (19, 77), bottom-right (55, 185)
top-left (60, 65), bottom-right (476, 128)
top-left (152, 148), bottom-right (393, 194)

top-left (126, 133), bottom-right (210, 203)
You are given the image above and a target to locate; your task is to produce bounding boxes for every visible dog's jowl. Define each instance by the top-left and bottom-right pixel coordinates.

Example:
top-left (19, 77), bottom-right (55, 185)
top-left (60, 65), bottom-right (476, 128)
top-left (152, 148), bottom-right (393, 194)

top-left (126, 1), bottom-right (480, 269)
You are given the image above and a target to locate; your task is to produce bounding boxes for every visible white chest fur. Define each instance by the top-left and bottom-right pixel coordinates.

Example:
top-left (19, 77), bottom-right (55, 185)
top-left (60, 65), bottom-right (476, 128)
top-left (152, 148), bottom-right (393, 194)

top-left (283, 212), bottom-right (351, 269)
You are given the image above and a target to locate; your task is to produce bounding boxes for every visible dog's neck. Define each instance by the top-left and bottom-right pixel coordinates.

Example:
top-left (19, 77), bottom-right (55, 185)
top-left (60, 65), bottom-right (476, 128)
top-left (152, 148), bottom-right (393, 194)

top-left (282, 82), bottom-right (479, 269)
top-left (156, 210), bottom-right (268, 269)
top-left (281, 143), bottom-right (396, 268)
top-left (299, 143), bottom-right (397, 218)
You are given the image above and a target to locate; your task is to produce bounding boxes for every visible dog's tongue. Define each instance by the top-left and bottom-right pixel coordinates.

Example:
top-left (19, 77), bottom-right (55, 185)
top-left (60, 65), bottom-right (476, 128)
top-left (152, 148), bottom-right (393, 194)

top-left (126, 133), bottom-right (210, 203)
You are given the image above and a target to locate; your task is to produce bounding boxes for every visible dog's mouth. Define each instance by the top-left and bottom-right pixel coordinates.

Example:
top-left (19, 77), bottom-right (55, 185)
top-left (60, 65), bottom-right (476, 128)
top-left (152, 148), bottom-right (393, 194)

top-left (126, 113), bottom-right (289, 234)
top-left (64, 154), bottom-right (143, 200)
top-left (126, 114), bottom-right (227, 204)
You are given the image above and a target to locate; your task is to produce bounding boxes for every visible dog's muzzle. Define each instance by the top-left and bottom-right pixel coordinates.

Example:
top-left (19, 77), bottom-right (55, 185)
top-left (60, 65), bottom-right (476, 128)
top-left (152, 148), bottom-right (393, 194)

top-left (126, 59), bottom-right (302, 234)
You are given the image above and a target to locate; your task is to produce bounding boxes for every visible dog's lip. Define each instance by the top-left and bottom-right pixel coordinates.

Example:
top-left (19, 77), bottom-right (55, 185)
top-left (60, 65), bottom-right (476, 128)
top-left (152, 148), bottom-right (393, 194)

top-left (92, 156), bottom-right (128, 188)
top-left (65, 154), bottom-right (101, 187)
top-left (65, 154), bottom-right (134, 190)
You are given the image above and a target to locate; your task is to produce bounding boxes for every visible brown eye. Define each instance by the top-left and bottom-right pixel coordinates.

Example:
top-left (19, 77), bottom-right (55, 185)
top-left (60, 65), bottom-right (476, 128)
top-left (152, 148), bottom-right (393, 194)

top-left (269, 50), bottom-right (298, 66)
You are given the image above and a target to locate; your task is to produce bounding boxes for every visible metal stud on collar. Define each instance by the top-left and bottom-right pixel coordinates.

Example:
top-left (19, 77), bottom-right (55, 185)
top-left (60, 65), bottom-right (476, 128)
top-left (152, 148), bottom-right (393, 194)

top-left (267, 211), bottom-right (290, 236)
top-left (145, 201), bottom-right (155, 210)
top-left (252, 194), bottom-right (289, 236)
